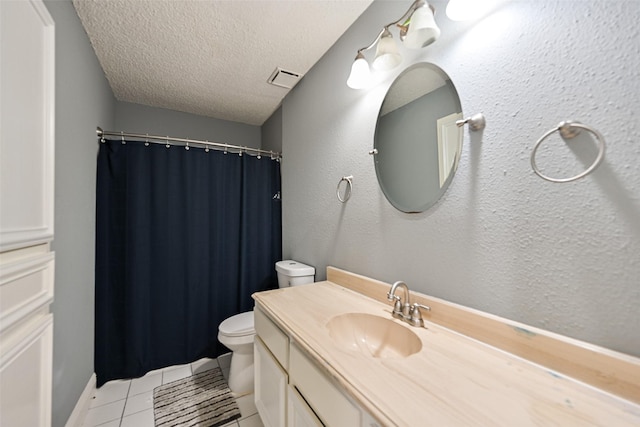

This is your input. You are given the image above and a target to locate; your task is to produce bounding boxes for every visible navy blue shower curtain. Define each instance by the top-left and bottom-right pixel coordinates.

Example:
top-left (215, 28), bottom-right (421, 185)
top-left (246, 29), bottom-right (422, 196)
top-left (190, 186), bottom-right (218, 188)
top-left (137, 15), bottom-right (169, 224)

top-left (95, 139), bottom-right (281, 387)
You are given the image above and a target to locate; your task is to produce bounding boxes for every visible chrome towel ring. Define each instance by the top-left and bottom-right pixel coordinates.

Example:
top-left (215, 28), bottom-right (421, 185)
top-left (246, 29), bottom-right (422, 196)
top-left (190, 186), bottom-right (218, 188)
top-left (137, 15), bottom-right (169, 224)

top-left (531, 121), bottom-right (606, 183)
top-left (336, 175), bottom-right (353, 203)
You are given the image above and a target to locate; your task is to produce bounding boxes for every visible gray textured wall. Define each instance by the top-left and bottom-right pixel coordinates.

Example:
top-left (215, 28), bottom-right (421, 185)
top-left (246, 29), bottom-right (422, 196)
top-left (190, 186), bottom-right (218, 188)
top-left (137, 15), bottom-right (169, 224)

top-left (281, 0), bottom-right (640, 357)
top-left (261, 105), bottom-right (283, 154)
top-left (115, 101), bottom-right (261, 149)
top-left (43, 1), bottom-right (115, 427)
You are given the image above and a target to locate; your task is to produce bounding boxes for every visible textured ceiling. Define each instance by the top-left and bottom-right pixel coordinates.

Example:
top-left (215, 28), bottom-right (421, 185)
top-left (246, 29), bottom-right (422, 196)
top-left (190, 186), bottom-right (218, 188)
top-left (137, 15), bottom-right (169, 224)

top-left (73, 0), bottom-right (373, 126)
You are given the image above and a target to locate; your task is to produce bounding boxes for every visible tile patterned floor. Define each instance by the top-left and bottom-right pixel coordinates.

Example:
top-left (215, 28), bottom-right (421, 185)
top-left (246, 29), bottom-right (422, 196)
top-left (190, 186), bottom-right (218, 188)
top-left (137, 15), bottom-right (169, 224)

top-left (82, 353), bottom-right (263, 427)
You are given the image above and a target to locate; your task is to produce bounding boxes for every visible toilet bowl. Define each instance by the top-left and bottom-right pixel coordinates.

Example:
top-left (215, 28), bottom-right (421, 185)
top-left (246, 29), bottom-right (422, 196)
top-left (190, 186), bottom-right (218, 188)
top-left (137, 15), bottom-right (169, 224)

top-left (217, 311), bottom-right (255, 395)
top-left (217, 260), bottom-right (315, 394)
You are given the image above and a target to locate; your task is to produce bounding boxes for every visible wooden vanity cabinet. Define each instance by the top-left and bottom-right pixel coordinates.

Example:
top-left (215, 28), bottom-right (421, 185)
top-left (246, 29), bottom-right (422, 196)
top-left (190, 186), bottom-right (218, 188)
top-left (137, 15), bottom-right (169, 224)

top-left (254, 305), bottom-right (380, 427)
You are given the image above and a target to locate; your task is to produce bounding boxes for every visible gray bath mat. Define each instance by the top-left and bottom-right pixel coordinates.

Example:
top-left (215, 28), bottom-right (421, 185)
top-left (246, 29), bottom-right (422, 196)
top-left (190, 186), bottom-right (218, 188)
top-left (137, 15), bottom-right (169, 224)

top-left (153, 367), bottom-right (241, 427)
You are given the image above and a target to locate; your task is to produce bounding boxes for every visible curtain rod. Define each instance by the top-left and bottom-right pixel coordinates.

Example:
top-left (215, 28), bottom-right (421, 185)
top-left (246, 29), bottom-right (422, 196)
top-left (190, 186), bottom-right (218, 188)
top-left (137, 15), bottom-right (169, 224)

top-left (96, 127), bottom-right (281, 160)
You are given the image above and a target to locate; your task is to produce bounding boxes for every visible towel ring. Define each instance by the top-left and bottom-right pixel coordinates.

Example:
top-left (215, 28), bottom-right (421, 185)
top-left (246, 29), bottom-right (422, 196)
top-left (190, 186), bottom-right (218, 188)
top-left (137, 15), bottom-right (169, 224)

top-left (531, 121), bottom-right (606, 183)
top-left (336, 175), bottom-right (353, 203)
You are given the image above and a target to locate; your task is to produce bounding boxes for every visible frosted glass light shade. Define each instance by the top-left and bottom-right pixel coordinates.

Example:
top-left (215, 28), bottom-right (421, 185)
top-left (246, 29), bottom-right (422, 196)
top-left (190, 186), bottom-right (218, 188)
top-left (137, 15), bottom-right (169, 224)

top-left (347, 55), bottom-right (371, 89)
top-left (403, 4), bottom-right (440, 49)
top-left (373, 29), bottom-right (402, 71)
top-left (446, 0), bottom-right (489, 21)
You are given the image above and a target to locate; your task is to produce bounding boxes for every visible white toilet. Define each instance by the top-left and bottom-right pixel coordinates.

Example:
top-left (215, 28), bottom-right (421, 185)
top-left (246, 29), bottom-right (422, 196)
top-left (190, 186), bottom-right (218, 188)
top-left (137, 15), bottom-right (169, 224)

top-left (217, 260), bottom-right (315, 394)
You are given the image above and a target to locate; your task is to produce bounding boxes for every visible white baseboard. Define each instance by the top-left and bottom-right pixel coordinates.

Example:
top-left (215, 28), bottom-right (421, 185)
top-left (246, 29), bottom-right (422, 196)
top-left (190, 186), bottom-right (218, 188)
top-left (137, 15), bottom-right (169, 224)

top-left (64, 373), bottom-right (96, 427)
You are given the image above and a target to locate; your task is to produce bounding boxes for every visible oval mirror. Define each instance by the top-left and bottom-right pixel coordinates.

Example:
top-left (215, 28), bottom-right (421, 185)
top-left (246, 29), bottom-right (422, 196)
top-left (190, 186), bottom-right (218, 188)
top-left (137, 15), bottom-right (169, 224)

top-left (374, 63), bottom-right (463, 213)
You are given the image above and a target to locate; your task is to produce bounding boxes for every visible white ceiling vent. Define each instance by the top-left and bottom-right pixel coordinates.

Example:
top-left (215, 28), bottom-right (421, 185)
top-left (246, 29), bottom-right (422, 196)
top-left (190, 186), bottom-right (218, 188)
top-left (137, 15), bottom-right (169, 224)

top-left (268, 67), bottom-right (303, 89)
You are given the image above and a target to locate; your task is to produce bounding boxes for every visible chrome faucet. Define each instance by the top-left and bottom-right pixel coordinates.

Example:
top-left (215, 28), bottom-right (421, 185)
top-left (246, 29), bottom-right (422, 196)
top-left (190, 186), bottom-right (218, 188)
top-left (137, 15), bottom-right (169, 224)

top-left (387, 281), bottom-right (411, 319)
top-left (387, 281), bottom-right (431, 327)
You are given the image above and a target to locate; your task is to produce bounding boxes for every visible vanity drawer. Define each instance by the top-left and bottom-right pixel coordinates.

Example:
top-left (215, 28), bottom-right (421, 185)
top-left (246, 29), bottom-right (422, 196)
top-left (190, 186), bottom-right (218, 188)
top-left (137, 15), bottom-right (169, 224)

top-left (289, 342), bottom-right (361, 427)
top-left (254, 305), bottom-right (289, 369)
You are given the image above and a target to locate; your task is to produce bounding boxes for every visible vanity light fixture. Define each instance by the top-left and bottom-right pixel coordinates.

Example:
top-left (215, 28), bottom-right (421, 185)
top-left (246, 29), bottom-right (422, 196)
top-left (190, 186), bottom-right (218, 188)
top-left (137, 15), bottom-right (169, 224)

top-left (346, 0), bottom-right (440, 89)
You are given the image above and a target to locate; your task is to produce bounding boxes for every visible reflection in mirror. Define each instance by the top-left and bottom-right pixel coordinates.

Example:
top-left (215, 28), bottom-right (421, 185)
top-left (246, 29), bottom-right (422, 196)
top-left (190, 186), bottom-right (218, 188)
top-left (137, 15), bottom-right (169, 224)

top-left (374, 63), bottom-right (463, 213)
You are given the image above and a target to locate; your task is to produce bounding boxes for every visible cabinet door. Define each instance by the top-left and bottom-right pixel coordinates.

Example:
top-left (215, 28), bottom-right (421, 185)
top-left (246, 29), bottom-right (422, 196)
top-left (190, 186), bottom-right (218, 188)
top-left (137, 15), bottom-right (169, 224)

top-left (287, 385), bottom-right (323, 427)
top-left (254, 337), bottom-right (287, 427)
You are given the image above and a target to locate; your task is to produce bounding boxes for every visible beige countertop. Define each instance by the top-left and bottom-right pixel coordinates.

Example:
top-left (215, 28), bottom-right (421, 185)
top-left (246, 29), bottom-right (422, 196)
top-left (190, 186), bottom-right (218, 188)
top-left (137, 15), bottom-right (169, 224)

top-left (254, 280), bottom-right (640, 426)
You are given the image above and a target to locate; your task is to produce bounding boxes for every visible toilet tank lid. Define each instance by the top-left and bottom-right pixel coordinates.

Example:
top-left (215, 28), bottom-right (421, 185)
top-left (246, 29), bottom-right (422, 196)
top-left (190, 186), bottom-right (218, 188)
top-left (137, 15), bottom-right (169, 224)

top-left (219, 311), bottom-right (255, 336)
top-left (276, 260), bottom-right (315, 277)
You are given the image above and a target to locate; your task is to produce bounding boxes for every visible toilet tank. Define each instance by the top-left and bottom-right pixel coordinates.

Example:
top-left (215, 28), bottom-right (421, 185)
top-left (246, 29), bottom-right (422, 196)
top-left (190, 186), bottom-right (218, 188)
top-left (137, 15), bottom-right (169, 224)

top-left (276, 260), bottom-right (315, 288)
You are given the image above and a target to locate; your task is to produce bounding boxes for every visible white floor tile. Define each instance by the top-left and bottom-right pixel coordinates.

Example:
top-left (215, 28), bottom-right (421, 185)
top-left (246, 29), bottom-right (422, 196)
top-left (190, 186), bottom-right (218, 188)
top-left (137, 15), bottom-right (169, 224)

top-left (238, 413), bottom-right (264, 427)
top-left (162, 362), bottom-right (192, 372)
top-left (90, 379), bottom-right (131, 408)
top-left (123, 390), bottom-right (153, 416)
top-left (120, 408), bottom-right (155, 427)
top-left (129, 371), bottom-right (162, 396)
top-left (236, 393), bottom-right (258, 419)
top-left (191, 357), bottom-right (219, 374)
top-left (145, 366), bottom-right (165, 376)
top-left (220, 421), bottom-right (239, 427)
top-left (82, 399), bottom-right (125, 426)
top-left (162, 364), bottom-right (192, 384)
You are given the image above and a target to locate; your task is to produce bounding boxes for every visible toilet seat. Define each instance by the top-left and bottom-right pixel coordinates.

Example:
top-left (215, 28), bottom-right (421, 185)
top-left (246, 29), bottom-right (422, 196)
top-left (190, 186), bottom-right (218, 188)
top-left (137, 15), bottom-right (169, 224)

top-left (218, 311), bottom-right (255, 337)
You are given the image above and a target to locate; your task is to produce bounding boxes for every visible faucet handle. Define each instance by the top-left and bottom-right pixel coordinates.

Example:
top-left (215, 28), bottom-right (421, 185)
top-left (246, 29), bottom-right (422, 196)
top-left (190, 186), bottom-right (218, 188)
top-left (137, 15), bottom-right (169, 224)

top-left (413, 303), bottom-right (431, 313)
top-left (388, 295), bottom-right (404, 319)
top-left (409, 303), bottom-right (431, 327)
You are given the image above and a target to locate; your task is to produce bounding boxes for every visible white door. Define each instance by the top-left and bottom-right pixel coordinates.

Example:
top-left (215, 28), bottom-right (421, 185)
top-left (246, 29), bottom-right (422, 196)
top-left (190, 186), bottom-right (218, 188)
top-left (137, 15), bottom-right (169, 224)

top-left (0, 1), bottom-right (55, 426)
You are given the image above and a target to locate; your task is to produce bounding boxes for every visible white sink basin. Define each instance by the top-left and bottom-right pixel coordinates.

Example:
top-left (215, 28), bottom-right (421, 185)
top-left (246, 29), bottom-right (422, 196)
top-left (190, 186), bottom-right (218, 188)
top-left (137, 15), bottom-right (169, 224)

top-left (326, 313), bottom-right (422, 358)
